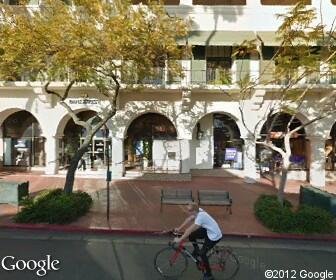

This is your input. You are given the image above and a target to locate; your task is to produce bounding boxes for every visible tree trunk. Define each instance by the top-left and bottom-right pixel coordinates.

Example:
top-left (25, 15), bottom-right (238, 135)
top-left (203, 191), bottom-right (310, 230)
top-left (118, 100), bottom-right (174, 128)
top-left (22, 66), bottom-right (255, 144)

top-left (278, 157), bottom-right (290, 206)
top-left (64, 145), bottom-right (88, 194)
top-left (277, 132), bottom-right (292, 206)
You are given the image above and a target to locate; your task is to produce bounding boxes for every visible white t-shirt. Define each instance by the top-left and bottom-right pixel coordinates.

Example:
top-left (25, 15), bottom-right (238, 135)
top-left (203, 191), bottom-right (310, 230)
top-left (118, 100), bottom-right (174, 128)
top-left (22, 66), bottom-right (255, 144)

top-left (194, 208), bottom-right (223, 241)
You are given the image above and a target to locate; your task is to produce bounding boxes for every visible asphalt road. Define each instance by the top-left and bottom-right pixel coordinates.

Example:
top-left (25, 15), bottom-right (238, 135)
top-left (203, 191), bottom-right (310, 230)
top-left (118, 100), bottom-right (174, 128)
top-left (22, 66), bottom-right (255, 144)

top-left (0, 229), bottom-right (335, 280)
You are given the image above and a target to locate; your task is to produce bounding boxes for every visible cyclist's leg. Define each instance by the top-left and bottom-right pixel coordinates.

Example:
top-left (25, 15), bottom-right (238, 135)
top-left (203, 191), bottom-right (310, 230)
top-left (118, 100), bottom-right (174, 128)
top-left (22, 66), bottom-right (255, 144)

top-left (189, 227), bottom-right (207, 255)
top-left (199, 237), bottom-right (220, 277)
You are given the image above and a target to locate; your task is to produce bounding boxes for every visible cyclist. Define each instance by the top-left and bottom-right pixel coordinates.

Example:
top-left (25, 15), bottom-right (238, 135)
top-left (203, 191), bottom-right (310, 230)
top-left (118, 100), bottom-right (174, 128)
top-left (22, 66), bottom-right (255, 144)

top-left (173, 202), bottom-right (223, 280)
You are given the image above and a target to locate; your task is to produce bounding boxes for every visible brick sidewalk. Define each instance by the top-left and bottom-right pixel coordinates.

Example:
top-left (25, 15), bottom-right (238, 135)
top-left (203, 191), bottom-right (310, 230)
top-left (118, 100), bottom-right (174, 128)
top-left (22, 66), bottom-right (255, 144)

top-left (0, 171), bottom-right (335, 235)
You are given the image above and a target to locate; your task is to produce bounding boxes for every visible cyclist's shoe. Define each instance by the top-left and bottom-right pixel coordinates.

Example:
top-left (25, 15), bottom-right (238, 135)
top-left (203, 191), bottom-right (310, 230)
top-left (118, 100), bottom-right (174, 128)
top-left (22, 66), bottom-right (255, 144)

top-left (202, 275), bottom-right (215, 280)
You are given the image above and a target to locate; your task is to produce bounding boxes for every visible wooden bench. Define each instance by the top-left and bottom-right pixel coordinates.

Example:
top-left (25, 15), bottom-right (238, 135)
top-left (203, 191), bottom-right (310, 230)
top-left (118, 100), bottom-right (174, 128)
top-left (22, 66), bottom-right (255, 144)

top-left (160, 189), bottom-right (194, 212)
top-left (198, 190), bottom-right (232, 214)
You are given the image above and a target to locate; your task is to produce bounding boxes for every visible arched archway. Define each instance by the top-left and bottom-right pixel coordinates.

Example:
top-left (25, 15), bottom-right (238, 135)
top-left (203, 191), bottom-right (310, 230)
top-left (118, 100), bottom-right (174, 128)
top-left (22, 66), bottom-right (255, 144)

top-left (58, 110), bottom-right (110, 171)
top-left (1, 110), bottom-right (45, 167)
top-left (213, 114), bottom-right (242, 168)
top-left (258, 112), bottom-right (307, 174)
top-left (124, 113), bottom-right (177, 170)
top-left (191, 112), bottom-right (243, 170)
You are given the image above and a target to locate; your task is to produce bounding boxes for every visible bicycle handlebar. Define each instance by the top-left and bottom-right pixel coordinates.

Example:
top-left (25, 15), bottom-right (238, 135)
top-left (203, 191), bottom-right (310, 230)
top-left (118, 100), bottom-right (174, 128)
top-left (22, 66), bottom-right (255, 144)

top-left (156, 229), bottom-right (183, 238)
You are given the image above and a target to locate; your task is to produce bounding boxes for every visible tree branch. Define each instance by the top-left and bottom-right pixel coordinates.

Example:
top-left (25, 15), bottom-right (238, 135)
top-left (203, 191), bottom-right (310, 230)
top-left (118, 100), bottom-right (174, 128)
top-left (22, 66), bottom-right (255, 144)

top-left (62, 80), bottom-right (76, 101)
top-left (256, 140), bottom-right (286, 157)
top-left (44, 82), bottom-right (63, 99)
top-left (44, 82), bottom-right (91, 130)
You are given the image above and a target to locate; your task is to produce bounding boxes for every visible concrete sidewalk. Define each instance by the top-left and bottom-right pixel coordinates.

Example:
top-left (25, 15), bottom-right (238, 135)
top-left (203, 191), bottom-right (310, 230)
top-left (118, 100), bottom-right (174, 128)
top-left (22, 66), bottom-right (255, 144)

top-left (0, 171), bottom-right (335, 237)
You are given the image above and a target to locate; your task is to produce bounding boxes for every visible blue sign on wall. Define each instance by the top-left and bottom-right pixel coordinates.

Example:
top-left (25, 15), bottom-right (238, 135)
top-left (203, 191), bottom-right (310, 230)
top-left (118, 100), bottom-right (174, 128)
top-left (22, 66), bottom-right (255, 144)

top-left (225, 148), bottom-right (237, 161)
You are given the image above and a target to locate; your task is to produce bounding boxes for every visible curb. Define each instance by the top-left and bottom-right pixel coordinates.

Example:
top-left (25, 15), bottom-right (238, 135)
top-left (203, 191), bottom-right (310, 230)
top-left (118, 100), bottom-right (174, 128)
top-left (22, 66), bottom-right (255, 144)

top-left (1, 223), bottom-right (336, 241)
top-left (0, 223), bottom-right (159, 236)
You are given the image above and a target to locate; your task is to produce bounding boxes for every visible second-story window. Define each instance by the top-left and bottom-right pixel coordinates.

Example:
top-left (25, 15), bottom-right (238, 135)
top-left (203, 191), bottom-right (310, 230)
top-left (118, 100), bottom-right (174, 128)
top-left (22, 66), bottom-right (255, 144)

top-left (261, 0), bottom-right (311, 5)
top-left (193, 0), bottom-right (246, 5)
top-left (206, 46), bottom-right (232, 85)
top-left (131, 0), bottom-right (180, 4)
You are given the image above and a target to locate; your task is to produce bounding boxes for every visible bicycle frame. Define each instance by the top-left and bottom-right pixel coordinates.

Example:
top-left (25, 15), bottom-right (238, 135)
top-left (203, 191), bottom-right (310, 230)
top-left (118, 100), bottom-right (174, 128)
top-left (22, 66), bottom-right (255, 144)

top-left (170, 240), bottom-right (196, 263)
top-left (169, 240), bottom-right (225, 273)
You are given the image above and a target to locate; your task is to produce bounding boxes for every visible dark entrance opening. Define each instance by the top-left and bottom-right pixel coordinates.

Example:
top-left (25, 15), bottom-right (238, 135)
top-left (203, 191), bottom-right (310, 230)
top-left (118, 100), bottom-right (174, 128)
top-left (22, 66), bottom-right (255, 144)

top-left (213, 114), bottom-right (243, 169)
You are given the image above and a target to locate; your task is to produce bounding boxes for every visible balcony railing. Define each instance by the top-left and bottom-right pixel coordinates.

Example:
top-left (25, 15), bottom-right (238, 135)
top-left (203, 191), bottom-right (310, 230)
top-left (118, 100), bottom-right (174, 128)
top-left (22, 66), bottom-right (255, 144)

top-left (4, 68), bottom-right (336, 87)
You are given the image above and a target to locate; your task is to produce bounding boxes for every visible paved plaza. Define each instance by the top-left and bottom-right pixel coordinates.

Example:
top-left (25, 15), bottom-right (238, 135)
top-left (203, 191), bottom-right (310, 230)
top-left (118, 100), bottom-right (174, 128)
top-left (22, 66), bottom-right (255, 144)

top-left (0, 171), bottom-right (335, 236)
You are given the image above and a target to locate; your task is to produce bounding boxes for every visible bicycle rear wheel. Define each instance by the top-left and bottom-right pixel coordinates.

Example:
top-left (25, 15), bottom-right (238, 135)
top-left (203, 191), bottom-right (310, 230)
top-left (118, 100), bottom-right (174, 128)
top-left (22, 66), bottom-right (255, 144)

top-left (208, 247), bottom-right (240, 280)
top-left (154, 247), bottom-right (188, 278)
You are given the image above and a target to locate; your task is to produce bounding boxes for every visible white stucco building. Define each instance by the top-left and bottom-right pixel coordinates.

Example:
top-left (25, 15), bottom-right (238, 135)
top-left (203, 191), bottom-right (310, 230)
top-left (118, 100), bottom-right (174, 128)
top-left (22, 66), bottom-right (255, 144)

top-left (0, 0), bottom-right (336, 188)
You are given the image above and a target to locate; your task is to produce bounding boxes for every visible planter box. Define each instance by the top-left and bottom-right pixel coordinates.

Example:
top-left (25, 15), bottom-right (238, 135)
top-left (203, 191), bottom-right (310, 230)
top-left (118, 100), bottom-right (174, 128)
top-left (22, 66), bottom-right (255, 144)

top-left (300, 185), bottom-right (336, 216)
top-left (0, 181), bottom-right (29, 206)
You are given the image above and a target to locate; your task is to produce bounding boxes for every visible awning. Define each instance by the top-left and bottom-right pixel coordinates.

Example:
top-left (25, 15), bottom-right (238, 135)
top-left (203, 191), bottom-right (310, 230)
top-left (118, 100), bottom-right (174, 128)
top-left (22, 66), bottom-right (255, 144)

top-left (178, 31), bottom-right (256, 46)
top-left (178, 30), bottom-right (324, 46)
top-left (256, 31), bottom-right (327, 46)
top-left (256, 31), bottom-right (282, 46)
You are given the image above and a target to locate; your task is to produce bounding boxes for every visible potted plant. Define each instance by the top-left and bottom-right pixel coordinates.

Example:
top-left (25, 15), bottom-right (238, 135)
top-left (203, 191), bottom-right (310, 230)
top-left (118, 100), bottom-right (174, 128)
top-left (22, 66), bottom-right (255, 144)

top-left (142, 140), bottom-right (152, 169)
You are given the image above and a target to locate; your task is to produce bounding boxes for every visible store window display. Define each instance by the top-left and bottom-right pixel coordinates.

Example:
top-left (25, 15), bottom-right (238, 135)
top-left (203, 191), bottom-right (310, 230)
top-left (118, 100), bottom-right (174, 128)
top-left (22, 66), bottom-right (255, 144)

top-left (124, 113), bottom-right (177, 170)
top-left (59, 111), bottom-right (110, 171)
top-left (2, 110), bottom-right (45, 167)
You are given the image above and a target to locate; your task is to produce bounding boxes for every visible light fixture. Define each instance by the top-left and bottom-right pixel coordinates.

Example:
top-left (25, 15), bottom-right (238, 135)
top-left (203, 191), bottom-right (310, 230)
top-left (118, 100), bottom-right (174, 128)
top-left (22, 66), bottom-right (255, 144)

top-left (196, 123), bottom-right (204, 140)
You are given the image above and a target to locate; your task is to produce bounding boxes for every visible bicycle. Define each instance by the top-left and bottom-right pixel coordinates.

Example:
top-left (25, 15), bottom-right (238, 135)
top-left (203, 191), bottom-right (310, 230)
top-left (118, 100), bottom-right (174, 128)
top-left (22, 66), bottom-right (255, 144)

top-left (154, 231), bottom-right (240, 280)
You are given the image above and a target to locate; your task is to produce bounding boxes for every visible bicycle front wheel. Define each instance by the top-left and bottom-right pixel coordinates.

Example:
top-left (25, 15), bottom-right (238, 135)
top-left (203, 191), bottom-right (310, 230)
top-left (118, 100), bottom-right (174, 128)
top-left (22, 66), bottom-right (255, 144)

top-left (208, 247), bottom-right (240, 280)
top-left (154, 247), bottom-right (188, 278)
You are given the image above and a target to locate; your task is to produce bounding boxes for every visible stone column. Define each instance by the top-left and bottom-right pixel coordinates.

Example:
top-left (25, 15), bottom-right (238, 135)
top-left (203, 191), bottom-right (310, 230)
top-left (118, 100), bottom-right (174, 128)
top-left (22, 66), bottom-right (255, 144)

top-left (231, 60), bottom-right (237, 84)
top-left (250, 54), bottom-right (260, 82)
top-left (44, 135), bottom-right (58, 175)
top-left (111, 136), bottom-right (124, 179)
top-left (308, 136), bottom-right (326, 188)
top-left (243, 137), bottom-right (258, 183)
top-left (179, 139), bottom-right (191, 173)
top-left (0, 128), bottom-right (3, 167)
top-left (320, 62), bottom-right (329, 84)
top-left (181, 60), bottom-right (191, 87)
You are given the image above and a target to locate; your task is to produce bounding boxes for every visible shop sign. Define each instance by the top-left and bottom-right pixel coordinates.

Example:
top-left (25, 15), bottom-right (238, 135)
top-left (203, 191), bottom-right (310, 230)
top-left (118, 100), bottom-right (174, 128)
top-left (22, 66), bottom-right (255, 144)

top-left (225, 147), bottom-right (237, 161)
top-left (69, 99), bottom-right (99, 105)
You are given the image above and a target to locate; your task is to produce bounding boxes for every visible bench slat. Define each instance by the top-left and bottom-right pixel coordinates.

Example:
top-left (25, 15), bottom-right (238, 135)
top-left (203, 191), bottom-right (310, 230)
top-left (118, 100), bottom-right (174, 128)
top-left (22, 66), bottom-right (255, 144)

top-left (160, 189), bottom-right (194, 211)
top-left (199, 200), bottom-right (231, 205)
top-left (198, 189), bottom-right (232, 214)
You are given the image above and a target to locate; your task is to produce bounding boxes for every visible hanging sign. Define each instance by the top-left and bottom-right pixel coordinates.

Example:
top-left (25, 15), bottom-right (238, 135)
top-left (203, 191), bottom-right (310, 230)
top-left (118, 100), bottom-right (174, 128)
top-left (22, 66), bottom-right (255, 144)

top-left (224, 147), bottom-right (237, 161)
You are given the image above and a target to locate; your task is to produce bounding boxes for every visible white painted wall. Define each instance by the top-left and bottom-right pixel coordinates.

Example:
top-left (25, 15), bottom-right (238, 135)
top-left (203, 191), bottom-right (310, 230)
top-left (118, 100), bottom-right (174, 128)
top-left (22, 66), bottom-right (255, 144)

top-left (191, 113), bottom-right (213, 169)
top-left (169, 1), bottom-right (336, 32)
top-left (152, 140), bottom-right (181, 171)
top-left (0, 83), bottom-right (335, 186)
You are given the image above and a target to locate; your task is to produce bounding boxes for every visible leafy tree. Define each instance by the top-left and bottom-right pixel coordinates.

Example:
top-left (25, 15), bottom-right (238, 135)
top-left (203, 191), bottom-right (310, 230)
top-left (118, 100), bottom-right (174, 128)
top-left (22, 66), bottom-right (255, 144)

top-left (0, 0), bottom-right (189, 193)
top-left (234, 2), bottom-right (336, 205)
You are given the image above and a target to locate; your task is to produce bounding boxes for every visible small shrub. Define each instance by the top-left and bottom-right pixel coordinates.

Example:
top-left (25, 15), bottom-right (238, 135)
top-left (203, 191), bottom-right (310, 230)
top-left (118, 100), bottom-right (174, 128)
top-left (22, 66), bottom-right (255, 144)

top-left (255, 195), bottom-right (294, 232)
top-left (295, 205), bottom-right (334, 234)
top-left (254, 194), bottom-right (334, 234)
top-left (14, 188), bottom-right (93, 224)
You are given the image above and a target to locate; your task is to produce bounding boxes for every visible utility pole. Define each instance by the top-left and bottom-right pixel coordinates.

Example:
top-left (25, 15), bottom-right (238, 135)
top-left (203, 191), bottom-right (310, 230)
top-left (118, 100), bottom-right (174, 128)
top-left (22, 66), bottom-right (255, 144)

top-left (105, 129), bottom-right (111, 221)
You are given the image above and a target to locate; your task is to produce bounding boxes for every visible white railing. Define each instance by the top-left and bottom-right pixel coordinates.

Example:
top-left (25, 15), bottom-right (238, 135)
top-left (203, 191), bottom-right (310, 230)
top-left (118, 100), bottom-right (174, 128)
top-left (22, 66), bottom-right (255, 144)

top-left (4, 68), bottom-right (336, 87)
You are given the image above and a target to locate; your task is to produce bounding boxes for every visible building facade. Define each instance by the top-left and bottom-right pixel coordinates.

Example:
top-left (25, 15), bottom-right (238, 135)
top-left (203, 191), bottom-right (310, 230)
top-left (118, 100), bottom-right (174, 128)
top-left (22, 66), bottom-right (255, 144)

top-left (0, 0), bottom-right (336, 188)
